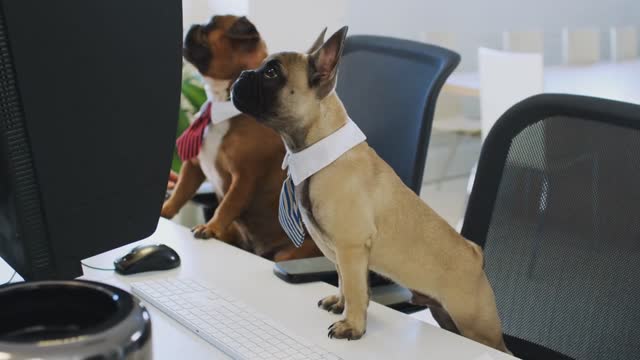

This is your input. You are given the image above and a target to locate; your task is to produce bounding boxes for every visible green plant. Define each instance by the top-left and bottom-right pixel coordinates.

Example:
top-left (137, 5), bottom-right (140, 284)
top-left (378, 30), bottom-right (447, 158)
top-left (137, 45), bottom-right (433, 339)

top-left (172, 63), bottom-right (207, 172)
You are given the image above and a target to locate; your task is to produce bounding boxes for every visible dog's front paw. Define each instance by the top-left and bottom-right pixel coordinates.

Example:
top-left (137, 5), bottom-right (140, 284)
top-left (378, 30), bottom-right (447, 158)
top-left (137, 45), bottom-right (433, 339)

top-left (191, 224), bottom-right (217, 239)
top-left (317, 295), bottom-right (344, 314)
top-left (328, 319), bottom-right (365, 340)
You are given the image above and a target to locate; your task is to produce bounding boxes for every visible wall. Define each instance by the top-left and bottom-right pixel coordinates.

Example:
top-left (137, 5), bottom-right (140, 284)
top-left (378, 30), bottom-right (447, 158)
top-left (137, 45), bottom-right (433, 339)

top-left (249, 0), bottom-right (347, 54)
top-left (346, 0), bottom-right (640, 69)
top-left (183, 0), bottom-right (249, 30)
top-left (182, 0), bottom-right (344, 54)
top-left (184, 0), bottom-right (640, 70)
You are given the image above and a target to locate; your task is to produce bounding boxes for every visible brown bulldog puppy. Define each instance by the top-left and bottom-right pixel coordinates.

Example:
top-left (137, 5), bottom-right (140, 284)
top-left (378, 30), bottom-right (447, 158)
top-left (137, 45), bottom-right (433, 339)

top-left (162, 15), bottom-right (320, 261)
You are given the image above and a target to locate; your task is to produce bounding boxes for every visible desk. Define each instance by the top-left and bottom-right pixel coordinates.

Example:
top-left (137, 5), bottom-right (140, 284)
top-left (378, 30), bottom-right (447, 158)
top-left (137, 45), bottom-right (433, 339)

top-left (444, 60), bottom-right (640, 104)
top-left (1, 219), bottom-right (514, 359)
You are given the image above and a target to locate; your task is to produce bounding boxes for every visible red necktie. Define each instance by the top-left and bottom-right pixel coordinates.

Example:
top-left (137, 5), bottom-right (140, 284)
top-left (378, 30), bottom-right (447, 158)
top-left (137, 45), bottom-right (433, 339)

top-left (176, 102), bottom-right (212, 161)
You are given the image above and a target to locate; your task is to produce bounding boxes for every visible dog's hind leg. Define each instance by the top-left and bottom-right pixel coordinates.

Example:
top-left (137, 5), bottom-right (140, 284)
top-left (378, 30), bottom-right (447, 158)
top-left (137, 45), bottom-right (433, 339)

top-left (442, 274), bottom-right (511, 354)
top-left (410, 291), bottom-right (460, 334)
top-left (327, 244), bottom-right (370, 340)
top-left (274, 237), bottom-right (323, 262)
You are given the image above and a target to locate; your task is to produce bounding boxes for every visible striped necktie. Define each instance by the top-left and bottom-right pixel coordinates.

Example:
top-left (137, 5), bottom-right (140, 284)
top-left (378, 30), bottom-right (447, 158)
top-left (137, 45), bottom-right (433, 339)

top-left (278, 174), bottom-right (306, 247)
top-left (175, 102), bottom-right (212, 161)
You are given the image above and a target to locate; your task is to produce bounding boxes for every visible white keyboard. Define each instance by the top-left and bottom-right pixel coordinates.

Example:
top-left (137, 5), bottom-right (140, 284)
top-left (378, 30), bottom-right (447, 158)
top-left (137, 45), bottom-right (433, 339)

top-left (131, 278), bottom-right (342, 360)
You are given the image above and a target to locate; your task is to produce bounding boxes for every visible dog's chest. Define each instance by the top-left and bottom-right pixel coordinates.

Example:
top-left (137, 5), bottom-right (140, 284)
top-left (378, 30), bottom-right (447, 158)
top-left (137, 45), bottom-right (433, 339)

top-left (198, 122), bottom-right (230, 198)
top-left (296, 180), bottom-right (336, 260)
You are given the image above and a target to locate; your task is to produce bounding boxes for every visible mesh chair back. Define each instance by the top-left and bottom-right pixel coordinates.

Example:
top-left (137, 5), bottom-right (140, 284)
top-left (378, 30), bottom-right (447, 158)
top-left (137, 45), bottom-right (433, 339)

top-left (462, 94), bottom-right (640, 360)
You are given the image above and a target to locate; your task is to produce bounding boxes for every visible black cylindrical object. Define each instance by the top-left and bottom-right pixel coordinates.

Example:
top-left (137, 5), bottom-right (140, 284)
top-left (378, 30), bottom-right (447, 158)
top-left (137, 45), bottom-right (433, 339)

top-left (0, 280), bottom-right (152, 359)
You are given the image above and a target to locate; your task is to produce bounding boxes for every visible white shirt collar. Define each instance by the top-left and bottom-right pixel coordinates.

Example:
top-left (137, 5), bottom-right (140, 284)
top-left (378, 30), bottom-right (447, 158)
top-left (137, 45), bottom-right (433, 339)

top-left (200, 76), bottom-right (242, 124)
top-left (282, 118), bottom-right (366, 186)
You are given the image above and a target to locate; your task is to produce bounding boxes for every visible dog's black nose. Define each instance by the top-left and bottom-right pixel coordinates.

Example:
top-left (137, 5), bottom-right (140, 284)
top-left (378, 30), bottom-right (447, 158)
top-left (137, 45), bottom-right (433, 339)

top-left (232, 70), bottom-right (260, 117)
top-left (238, 70), bottom-right (255, 81)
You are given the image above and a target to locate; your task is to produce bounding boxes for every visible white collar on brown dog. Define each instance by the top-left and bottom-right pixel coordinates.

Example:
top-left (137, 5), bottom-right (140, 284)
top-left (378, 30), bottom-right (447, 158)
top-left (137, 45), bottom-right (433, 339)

top-left (201, 77), bottom-right (242, 125)
top-left (282, 119), bottom-right (366, 186)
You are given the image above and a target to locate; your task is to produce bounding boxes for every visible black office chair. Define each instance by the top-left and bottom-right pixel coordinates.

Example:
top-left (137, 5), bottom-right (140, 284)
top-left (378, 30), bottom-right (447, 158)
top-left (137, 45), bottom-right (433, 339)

top-left (337, 35), bottom-right (460, 192)
top-left (274, 35), bottom-right (460, 311)
top-left (462, 94), bottom-right (640, 360)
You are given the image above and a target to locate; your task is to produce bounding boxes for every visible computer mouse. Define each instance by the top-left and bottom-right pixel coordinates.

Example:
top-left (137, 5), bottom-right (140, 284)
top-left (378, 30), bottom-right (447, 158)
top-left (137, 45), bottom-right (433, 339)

top-left (114, 244), bottom-right (180, 275)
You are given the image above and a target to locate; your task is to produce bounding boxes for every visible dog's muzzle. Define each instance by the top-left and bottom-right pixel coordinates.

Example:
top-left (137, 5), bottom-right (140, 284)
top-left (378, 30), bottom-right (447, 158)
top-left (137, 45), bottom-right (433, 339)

top-left (231, 70), bottom-right (263, 118)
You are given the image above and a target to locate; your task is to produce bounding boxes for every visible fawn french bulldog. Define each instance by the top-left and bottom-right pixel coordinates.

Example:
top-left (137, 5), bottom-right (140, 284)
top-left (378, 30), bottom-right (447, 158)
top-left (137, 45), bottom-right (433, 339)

top-left (231, 27), bottom-right (510, 353)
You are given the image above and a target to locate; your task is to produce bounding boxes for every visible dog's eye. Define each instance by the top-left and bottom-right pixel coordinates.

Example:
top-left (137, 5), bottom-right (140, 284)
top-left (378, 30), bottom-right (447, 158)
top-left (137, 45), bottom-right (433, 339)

top-left (264, 67), bottom-right (278, 79)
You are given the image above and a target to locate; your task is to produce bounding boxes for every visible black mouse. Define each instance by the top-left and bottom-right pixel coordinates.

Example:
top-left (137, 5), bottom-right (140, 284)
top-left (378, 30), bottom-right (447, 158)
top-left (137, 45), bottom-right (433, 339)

top-left (114, 244), bottom-right (180, 275)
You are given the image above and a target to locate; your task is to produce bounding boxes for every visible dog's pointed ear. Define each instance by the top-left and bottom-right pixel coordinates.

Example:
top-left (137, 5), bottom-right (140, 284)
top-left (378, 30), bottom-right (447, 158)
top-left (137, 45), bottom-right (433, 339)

top-left (226, 16), bottom-right (260, 40)
top-left (307, 27), bottom-right (327, 54)
top-left (308, 26), bottom-right (348, 98)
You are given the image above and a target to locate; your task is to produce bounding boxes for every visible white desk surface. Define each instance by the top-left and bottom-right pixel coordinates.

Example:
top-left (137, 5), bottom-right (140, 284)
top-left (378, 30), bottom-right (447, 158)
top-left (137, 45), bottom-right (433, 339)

top-left (444, 60), bottom-right (640, 104)
top-left (1, 219), bottom-right (515, 360)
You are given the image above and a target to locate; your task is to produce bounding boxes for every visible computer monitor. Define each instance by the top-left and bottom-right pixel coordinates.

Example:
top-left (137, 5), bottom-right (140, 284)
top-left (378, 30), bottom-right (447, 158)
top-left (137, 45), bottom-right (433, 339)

top-left (0, 0), bottom-right (182, 280)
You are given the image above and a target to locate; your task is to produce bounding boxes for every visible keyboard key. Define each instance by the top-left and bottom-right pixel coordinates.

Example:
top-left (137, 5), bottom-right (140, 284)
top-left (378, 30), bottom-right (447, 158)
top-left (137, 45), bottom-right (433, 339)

top-left (176, 309), bottom-right (190, 316)
top-left (300, 348), bottom-right (313, 355)
top-left (322, 354), bottom-right (342, 360)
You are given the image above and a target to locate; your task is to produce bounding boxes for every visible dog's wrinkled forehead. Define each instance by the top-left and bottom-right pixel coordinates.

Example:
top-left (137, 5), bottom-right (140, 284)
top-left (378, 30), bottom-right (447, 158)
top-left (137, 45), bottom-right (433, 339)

top-left (269, 52), bottom-right (312, 90)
